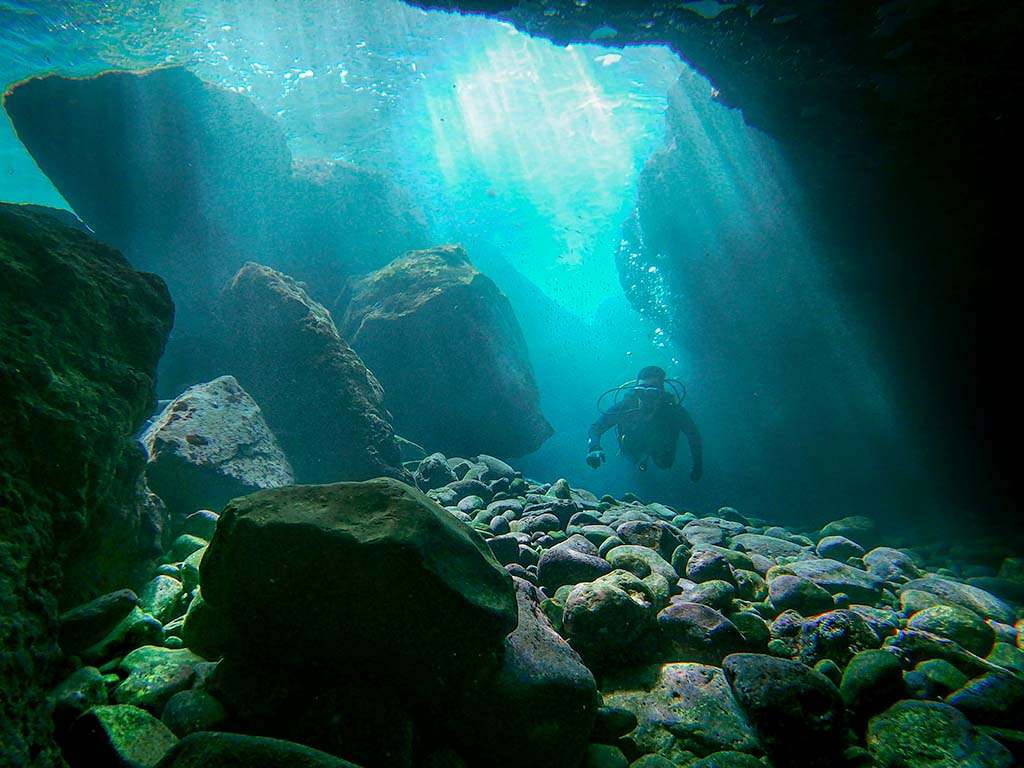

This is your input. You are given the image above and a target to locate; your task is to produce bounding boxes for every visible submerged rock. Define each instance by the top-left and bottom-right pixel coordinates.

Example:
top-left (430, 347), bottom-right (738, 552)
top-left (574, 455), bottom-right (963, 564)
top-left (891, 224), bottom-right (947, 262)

top-left (563, 570), bottom-right (657, 666)
top-left (199, 478), bottom-right (517, 689)
top-left (604, 663), bottom-right (761, 761)
top-left (658, 603), bottom-right (746, 664)
top-left (339, 245), bottom-right (552, 458)
top-left (774, 558), bottom-right (884, 604)
top-left (0, 203), bottom-right (173, 767)
top-left (904, 577), bottom-right (1015, 625)
top-left (723, 653), bottom-right (845, 767)
top-left (454, 578), bottom-right (598, 768)
top-left (907, 604), bottom-right (996, 657)
top-left (64, 704), bottom-right (177, 768)
top-left (219, 262), bottom-right (408, 484)
top-left (142, 376), bottom-right (293, 520)
top-left (867, 700), bottom-right (1012, 767)
top-left (58, 589), bottom-right (140, 656)
top-left (113, 646), bottom-right (206, 714)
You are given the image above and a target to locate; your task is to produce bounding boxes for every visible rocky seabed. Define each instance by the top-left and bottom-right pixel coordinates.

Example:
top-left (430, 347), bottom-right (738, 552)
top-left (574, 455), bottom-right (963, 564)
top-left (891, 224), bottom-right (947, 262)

top-left (49, 451), bottom-right (1024, 768)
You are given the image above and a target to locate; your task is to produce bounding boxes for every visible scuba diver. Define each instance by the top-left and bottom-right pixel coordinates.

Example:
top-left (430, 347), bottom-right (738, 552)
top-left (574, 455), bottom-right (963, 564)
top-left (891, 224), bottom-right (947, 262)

top-left (587, 365), bottom-right (703, 481)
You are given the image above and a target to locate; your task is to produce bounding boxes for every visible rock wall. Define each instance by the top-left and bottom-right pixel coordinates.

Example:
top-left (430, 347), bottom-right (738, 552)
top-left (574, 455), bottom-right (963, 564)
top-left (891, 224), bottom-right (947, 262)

top-left (0, 203), bottom-right (173, 767)
top-left (3, 66), bottom-right (430, 397)
top-left (340, 245), bottom-right (552, 459)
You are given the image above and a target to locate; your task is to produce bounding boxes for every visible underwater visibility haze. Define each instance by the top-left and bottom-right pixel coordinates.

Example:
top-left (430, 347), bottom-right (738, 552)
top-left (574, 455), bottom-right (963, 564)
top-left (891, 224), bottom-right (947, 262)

top-left (1, 2), bottom-right (1022, 767)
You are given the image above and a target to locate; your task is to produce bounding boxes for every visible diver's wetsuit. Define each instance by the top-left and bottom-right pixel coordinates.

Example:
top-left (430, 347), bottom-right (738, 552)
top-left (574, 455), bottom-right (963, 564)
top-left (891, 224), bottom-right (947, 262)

top-left (588, 392), bottom-right (703, 472)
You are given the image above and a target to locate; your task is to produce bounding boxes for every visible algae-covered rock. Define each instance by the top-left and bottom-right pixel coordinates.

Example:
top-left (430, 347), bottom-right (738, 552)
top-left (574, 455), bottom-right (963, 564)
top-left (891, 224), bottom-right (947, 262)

top-left (658, 603), bottom-right (746, 664)
top-left (199, 478), bottom-right (516, 688)
top-left (722, 653), bottom-right (845, 768)
top-left (0, 203), bottom-right (172, 766)
top-left (142, 375), bottom-right (294, 518)
top-left (604, 663), bottom-right (761, 761)
top-left (138, 576), bottom-right (186, 626)
top-left (65, 704), bottom-right (177, 768)
top-left (797, 609), bottom-right (880, 666)
top-left (946, 672), bottom-right (1024, 728)
top-left (908, 604), bottom-right (996, 657)
top-left (538, 539), bottom-right (612, 591)
top-left (915, 658), bottom-right (969, 696)
top-left (80, 607), bottom-right (164, 666)
top-left (219, 262), bottom-right (408, 484)
top-left (113, 646), bottom-right (206, 714)
top-left (841, 649), bottom-right (905, 724)
top-left (606, 545), bottom-right (678, 583)
top-left (340, 245), bottom-right (552, 459)
top-left (563, 570), bottom-right (656, 666)
top-left (867, 700), bottom-right (1012, 767)
top-left (155, 731), bottom-right (362, 768)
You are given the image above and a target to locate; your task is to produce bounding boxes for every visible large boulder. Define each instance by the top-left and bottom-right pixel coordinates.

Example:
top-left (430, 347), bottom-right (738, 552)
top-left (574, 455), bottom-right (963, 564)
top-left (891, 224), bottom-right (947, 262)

top-left (218, 263), bottom-right (408, 484)
top-left (339, 245), bottom-right (552, 458)
top-left (0, 204), bottom-right (173, 767)
top-left (198, 478), bottom-right (517, 690)
top-left (3, 67), bottom-right (429, 395)
top-left (141, 376), bottom-right (293, 521)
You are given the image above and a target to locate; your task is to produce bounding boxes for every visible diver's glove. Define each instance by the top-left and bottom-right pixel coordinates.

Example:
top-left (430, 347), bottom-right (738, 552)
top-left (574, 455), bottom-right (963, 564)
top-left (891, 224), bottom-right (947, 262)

top-left (690, 466), bottom-right (703, 483)
top-left (586, 449), bottom-right (606, 469)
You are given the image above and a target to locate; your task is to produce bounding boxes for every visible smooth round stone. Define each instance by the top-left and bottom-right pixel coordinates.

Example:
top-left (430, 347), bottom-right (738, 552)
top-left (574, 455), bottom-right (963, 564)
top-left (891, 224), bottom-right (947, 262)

top-left (605, 545), bottom-right (677, 583)
top-left (169, 534), bottom-right (207, 563)
top-left (817, 535), bottom-right (865, 561)
top-left (181, 510), bottom-right (219, 540)
top-left (458, 495), bottom-right (486, 513)
top-left (768, 574), bottom-right (834, 616)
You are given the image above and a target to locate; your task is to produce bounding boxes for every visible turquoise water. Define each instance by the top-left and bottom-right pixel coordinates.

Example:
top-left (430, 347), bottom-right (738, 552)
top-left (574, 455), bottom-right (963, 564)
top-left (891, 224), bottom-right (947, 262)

top-left (1, 0), bottom-right (680, 314)
top-left (0, 0), bottom-right (900, 512)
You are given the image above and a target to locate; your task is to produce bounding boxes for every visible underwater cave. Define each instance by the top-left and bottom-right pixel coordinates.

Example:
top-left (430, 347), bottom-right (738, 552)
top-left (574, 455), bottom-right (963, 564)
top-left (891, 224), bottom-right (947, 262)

top-left (1, 1), bottom-right (1022, 767)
